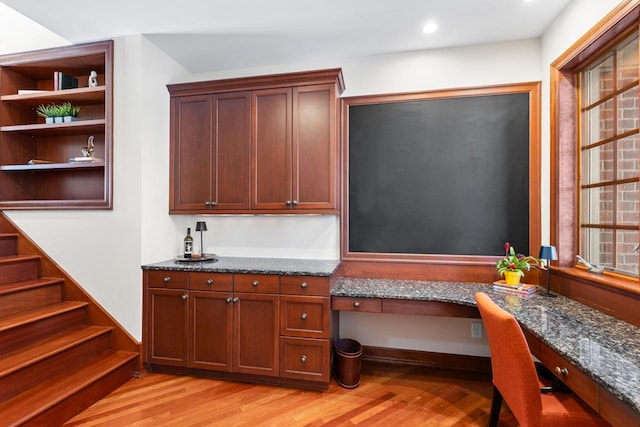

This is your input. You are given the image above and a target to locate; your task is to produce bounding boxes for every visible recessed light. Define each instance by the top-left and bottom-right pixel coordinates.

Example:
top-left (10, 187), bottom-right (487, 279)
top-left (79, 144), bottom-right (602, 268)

top-left (423, 21), bottom-right (438, 34)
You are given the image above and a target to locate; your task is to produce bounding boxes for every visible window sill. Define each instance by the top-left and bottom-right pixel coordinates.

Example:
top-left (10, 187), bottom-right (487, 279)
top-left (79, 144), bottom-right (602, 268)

top-left (553, 266), bottom-right (640, 298)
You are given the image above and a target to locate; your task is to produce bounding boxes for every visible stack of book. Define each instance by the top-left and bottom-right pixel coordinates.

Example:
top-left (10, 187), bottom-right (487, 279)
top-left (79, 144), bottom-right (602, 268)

top-left (492, 280), bottom-right (538, 297)
top-left (53, 71), bottom-right (78, 90)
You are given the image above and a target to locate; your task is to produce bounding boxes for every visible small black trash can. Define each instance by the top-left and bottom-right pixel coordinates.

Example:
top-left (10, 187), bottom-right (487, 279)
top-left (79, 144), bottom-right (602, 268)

top-left (334, 338), bottom-right (363, 388)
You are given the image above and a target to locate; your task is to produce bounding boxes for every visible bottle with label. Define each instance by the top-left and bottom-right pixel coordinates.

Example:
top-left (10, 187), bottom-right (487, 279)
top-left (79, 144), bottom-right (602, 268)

top-left (184, 227), bottom-right (193, 258)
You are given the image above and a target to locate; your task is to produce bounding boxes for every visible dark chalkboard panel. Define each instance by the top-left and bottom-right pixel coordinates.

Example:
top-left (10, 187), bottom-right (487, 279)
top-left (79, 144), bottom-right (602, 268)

top-left (347, 90), bottom-right (532, 258)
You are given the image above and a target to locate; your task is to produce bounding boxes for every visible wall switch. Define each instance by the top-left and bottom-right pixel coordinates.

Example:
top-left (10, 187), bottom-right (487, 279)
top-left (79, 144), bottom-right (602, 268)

top-left (471, 321), bottom-right (483, 338)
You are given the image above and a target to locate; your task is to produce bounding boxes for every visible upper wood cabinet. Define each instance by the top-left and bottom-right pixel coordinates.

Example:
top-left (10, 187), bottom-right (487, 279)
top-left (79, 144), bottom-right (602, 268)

top-left (0, 41), bottom-right (113, 209)
top-left (168, 69), bottom-right (344, 215)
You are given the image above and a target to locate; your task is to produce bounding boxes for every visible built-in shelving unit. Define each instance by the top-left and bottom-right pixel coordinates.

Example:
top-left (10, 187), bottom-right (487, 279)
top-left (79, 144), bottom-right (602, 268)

top-left (0, 41), bottom-right (113, 209)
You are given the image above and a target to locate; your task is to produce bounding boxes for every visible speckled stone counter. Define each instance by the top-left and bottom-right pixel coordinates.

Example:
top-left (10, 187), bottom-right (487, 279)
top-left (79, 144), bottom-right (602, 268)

top-left (142, 256), bottom-right (340, 277)
top-left (332, 277), bottom-right (640, 415)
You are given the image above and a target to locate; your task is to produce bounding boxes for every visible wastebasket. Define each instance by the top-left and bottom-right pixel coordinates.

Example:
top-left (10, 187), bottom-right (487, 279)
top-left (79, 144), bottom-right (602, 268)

top-left (334, 338), bottom-right (363, 388)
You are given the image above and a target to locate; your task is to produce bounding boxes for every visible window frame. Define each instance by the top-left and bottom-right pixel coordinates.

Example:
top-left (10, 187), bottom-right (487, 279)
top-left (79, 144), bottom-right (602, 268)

top-left (550, 0), bottom-right (640, 294)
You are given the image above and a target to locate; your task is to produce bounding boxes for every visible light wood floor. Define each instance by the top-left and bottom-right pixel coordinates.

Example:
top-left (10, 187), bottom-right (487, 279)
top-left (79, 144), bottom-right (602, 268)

top-left (64, 362), bottom-right (518, 426)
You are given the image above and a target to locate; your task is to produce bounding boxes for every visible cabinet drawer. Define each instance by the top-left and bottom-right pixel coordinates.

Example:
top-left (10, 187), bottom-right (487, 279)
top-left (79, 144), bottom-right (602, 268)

top-left (280, 296), bottom-right (329, 338)
top-left (146, 270), bottom-right (188, 289)
top-left (280, 276), bottom-right (329, 296)
top-left (279, 337), bottom-right (330, 383)
top-left (234, 274), bottom-right (279, 293)
top-left (332, 296), bottom-right (382, 313)
top-left (189, 272), bottom-right (233, 292)
top-left (539, 345), bottom-right (599, 410)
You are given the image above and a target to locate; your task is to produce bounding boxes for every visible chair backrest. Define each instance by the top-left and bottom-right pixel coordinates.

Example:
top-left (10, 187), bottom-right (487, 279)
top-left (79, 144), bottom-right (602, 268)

top-left (475, 292), bottom-right (543, 424)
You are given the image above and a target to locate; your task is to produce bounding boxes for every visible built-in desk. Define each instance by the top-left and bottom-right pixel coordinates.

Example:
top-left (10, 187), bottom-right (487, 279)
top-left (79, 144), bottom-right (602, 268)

top-left (331, 277), bottom-right (640, 427)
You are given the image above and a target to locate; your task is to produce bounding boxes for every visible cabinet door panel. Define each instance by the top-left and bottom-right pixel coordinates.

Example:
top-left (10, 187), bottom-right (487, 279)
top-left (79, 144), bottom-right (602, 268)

top-left (189, 291), bottom-right (233, 371)
top-left (252, 88), bottom-right (292, 209)
top-left (292, 84), bottom-right (336, 210)
top-left (280, 337), bottom-right (330, 382)
top-left (172, 95), bottom-right (212, 210)
top-left (146, 289), bottom-right (188, 366)
top-left (214, 92), bottom-right (251, 209)
top-left (233, 293), bottom-right (279, 376)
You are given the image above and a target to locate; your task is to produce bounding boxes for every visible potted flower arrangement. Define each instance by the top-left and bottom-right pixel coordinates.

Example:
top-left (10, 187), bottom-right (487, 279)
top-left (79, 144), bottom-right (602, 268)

top-left (496, 242), bottom-right (539, 285)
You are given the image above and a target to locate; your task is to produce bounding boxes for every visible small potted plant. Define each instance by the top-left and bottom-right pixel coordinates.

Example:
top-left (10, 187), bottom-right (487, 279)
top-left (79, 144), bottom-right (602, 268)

top-left (35, 103), bottom-right (58, 124)
top-left (36, 102), bottom-right (80, 124)
top-left (496, 242), bottom-right (539, 285)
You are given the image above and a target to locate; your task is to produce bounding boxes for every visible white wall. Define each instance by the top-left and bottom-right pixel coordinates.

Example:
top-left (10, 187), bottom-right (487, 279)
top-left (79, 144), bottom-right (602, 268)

top-left (1, 1), bottom-right (625, 352)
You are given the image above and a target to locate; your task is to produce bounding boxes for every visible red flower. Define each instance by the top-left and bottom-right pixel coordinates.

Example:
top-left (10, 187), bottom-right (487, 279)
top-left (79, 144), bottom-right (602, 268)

top-left (508, 262), bottom-right (516, 270)
top-left (504, 242), bottom-right (510, 255)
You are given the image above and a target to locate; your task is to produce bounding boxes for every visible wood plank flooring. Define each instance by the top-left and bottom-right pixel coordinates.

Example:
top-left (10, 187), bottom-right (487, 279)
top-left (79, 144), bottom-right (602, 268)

top-left (64, 361), bottom-right (518, 426)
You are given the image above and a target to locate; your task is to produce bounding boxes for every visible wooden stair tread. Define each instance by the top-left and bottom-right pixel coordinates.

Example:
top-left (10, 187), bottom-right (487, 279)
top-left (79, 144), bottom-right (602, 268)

top-left (0, 277), bottom-right (63, 296)
top-left (0, 254), bottom-right (40, 264)
top-left (0, 324), bottom-right (112, 378)
top-left (0, 350), bottom-right (138, 426)
top-left (0, 300), bottom-right (87, 331)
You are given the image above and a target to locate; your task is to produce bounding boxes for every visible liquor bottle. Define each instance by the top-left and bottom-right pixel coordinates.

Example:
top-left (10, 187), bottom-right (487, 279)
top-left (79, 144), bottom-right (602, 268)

top-left (184, 227), bottom-right (193, 258)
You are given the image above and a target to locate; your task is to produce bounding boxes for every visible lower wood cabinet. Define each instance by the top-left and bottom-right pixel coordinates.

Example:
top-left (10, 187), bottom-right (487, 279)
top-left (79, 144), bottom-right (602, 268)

top-left (143, 270), bottom-right (334, 390)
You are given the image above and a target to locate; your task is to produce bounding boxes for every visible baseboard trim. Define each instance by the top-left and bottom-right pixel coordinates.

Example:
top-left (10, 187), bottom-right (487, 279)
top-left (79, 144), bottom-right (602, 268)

top-left (362, 346), bottom-right (491, 374)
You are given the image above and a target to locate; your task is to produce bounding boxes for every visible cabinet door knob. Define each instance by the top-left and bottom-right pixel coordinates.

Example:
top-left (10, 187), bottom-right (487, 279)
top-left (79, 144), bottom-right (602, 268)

top-left (354, 301), bottom-right (361, 308)
top-left (226, 297), bottom-right (232, 303)
top-left (301, 313), bottom-right (308, 320)
top-left (205, 201), bottom-right (217, 207)
top-left (163, 276), bottom-right (171, 283)
top-left (555, 366), bottom-right (568, 377)
top-left (206, 279), bottom-right (214, 285)
top-left (300, 355), bottom-right (307, 363)
top-left (285, 200), bottom-right (292, 206)
top-left (181, 294), bottom-right (188, 300)
top-left (292, 200), bottom-right (298, 205)
top-left (300, 282), bottom-right (308, 289)
top-left (232, 297), bottom-right (239, 303)
top-left (252, 280), bottom-right (259, 287)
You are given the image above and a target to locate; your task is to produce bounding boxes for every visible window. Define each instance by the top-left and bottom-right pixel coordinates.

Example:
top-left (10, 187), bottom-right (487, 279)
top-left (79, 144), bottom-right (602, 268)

top-left (579, 32), bottom-right (639, 276)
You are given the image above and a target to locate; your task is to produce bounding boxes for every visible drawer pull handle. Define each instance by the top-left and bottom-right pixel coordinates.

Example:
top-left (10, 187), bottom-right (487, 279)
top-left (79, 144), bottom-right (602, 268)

top-left (252, 280), bottom-right (259, 287)
top-left (354, 301), bottom-right (361, 308)
top-left (300, 355), bottom-right (307, 363)
top-left (555, 367), bottom-right (568, 377)
top-left (232, 297), bottom-right (239, 303)
top-left (225, 297), bottom-right (232, 303)
top-left (163, 277), bottom-right (171, 283)
top-left (181, 294), bottom-right (188, 301)
top-left (300, 282), bottom-right (308, 289)
top-left (206, 279), bottom-right (214, 285)
top-left (301, 313), bottom-right (308, 320)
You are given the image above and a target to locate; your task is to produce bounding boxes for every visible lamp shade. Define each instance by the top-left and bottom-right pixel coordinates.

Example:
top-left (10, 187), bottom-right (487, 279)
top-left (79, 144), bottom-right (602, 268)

top-left (538, 245), bottom-right (558, 261)
top-left (195, 221), bottom-right (207, 232)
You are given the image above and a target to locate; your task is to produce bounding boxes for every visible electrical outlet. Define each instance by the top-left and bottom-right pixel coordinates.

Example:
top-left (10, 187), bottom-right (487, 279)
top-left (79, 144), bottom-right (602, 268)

top-left (471, 321), bottom-right (483, 338)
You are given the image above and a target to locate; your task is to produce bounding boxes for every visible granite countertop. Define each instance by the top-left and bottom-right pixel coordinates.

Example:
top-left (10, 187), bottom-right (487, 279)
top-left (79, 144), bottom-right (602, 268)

top-left (332, 277), bottom-right (640, 414)
top-left (142, 256), bottom-right (341, 277)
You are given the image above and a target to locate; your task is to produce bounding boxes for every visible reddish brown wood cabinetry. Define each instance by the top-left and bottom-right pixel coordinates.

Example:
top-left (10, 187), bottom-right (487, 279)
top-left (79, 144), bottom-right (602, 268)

top-left (168, 69), bottom-right (344, 214)
top-left (143, 269), bottom-right (334, 390)
top-left (0, 41), bottom-right (113, 209)
top-left (171, 92), bottom-right (251, 211)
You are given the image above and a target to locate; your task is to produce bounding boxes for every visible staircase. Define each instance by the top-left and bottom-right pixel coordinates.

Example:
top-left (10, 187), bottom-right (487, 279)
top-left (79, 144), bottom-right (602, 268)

top-left (0, 229), bottom-right (140, 426)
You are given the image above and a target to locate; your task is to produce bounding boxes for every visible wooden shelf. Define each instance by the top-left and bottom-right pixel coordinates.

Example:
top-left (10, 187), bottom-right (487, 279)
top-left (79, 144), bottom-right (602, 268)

top-left (0, 119), bottom-right (105, 136)
top-left (0, 162), bottom-right (105, 172)
top-left (0, 40), bottom-right (113, 210)
top-left (1, 86), bottom-right (105, 107)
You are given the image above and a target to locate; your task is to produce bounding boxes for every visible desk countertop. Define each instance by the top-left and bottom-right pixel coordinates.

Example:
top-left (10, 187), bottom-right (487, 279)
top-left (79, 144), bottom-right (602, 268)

top-left (332, 277), bottom-right (640, 414)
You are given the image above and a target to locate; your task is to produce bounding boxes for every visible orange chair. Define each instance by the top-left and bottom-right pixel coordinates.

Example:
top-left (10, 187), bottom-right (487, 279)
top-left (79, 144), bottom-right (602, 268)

top-left (475, 292), bottom-right (609, 427)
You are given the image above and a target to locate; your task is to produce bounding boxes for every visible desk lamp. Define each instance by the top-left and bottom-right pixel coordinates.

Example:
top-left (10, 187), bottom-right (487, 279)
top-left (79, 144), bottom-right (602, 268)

top-left (539, 245), bottom-right (558, 297)
top-left (195, 221), bottom-right (207, 256)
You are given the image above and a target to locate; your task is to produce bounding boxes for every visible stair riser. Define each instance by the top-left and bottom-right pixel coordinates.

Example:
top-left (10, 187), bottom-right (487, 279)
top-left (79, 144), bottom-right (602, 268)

top-left (0, 259), bottom-right (40, 285)
top-left (0, 284), bottom-right (62, 318)
top-left (0, 308), bottom-right (86, 356)
top-left (0, 236), bottom-right (17, 257)
top-left (0, 332), bottom-right (113, 403)
top-left (19, 356), bottom-right (138, 426)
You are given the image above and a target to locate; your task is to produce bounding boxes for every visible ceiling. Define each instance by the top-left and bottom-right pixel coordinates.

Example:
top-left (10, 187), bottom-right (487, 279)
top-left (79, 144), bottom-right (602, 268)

top-left (1, 0), bottom-right (573, 73)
